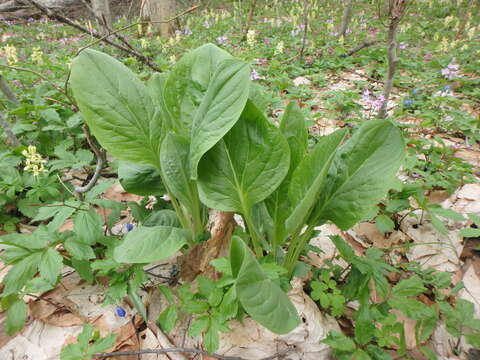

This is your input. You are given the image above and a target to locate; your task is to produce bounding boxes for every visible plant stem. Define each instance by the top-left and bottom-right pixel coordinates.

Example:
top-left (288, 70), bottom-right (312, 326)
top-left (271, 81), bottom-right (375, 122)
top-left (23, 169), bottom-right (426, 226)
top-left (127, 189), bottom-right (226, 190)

top-left (242, 208), bottom-right (263, 259)
top-left (190, 182), bottom-right (204, 238)
top-left (285, 223), bottom-right (316, 276)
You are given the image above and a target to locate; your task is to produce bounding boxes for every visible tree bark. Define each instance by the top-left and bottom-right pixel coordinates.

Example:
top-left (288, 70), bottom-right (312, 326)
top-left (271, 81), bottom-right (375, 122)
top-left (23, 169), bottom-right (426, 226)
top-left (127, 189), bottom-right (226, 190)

top-left (141, 0), bottom-right (177, 38)
top-left (339, 0), bottom-right (354, 38)
top-left (378, 0), bottom-right (409, 119)
top-left (91, 0), bottom-right (112, 34)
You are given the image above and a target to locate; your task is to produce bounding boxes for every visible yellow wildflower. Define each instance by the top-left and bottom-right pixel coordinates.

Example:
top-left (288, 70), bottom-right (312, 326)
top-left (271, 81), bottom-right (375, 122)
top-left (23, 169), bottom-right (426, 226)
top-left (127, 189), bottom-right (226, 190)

top-left (22, 146), bottom-right (47, 177)
top-left (246, 30), bottom-right (256, 47)
top-left (2, 45), bottom-right (18, 65)
top-left (274, 41), bottom-right (284, 56)
top-left (31, 47), bottom-right (43, 64)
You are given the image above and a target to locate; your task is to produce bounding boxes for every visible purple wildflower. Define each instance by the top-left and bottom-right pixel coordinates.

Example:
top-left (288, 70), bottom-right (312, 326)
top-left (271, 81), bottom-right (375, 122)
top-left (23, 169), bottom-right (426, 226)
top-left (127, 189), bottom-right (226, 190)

top-left (125, 223), bottom-right (134, 232)
top-left (399, 42), bottom-right (408, 50)
top-left (423, 53), bottom-right (433, 61)
top-left (183, 27), bottom-right (192, 36)
top-left (12, 79), bottom-right (22, 87)
top-left (441, 62), bottom-right (460, 80)
top-left (216, 35), bottom-right (228, 44)
top-left (250, 69), bottom-right (264, 81)
top-left (326, 18), bottom-right (335, 24)
top-left (203, 21), bottom-right (211, 28)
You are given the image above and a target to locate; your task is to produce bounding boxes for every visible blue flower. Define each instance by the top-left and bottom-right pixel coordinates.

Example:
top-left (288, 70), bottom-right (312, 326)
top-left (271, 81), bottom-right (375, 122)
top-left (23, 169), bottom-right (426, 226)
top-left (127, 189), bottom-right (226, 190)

top-left (404, 99), bottom-right (413, 106)
top-left (126, 223), bottom-right (134, 232)
top-left (412, 89), bottom-right (419, 95)
top-left (115, 306), bottom-right (126, 317)
top-left (444, 85), bottom-right (452, 90)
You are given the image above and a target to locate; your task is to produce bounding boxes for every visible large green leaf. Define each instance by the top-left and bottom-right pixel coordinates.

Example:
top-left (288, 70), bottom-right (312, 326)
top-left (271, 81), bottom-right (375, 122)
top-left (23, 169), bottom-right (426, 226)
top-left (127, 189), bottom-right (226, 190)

top-left (230, 236), bottom-right (299, 334)
top-left (285, 129), bottom-right (347, 234)
top-left (163, 44), bottom-right (233, 134)
top-left (118, 161), bottom-right (165, 196)
top-left (197, 101), bottom-right (290, 213)
top-left (113, 226), bottom-right (190, 263)
top-left (70, 49), bottom-right (162, 166)
top-left (39, 247), bottom-right (63, 284)
top-left (188, 58), bottom-right (251, 179)
top-left (280, 102), bottom-right (308, 173)
top-left (313, 120), bottom-right (405, 229)
top-left (160, 134), bottom-right (197, 210)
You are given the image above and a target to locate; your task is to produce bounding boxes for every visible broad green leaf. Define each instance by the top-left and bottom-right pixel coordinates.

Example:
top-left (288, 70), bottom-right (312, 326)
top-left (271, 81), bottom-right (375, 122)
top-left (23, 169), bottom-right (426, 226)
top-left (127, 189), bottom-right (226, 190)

top-left (118, 161), bottom-right (165, 196)
top-left (73, 208), bottom-right (103, 245)
top-left (264, 102), bottom-right (308, 245)
top-left (70, 49), bottom-right (162, 166)
top-left (5, 299), bottom-right (27, 335)
top-left (230, 236), bottom-right (299, 334)
top-left (113, 226), bottom-right (190, 263)
top-left (143, 210), bottom-right (180, 227)
top-left (391, 276), bottom-right (426, 297)
top-left (285, 129), bottom-right (346, 234)
top-left (280, 102), bottom-right (308, 172)
top-left (189, 58), bottom-right (251, 180)
top-left (313, 120), bottom-right (405, 229)
top-left (158, 305), bottom-right (178, 334)
top-left (71, 259), bottom-right (94, 283)
top-left (160, 134), bottom-right (197, 210)
top-left (32, 202), bottom-right (79, 232)
top-left (198, 101), bottom-right (290, 213)
top-left (148, 73), bottom-right (174, 132)
top-left (164, 44), bottom-right (233, 134)
top-left (2, 252), bottom-right (42, 296)
top-left (39, 247), bottom-right (63, 284)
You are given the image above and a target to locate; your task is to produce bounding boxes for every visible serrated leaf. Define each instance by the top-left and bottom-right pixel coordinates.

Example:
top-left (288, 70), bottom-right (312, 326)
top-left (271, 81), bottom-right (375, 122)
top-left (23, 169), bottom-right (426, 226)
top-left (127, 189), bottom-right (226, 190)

top-left (204, 323), bottom-right (220, 354)
top-left (460, 227), bottom-right (480, 238)
top-left (323, 330), bottom-right (357, 352)
top-left (2, 252), bottom-right (42, 296)
top-left (89, 333), bottom-right (116, 355)
top-left (113, 226), bottom-right (190, 263)
top-left (5, 299), bottom-right (27, 335)
top-left (70, 49), bottom-right (162, 166)
top-left (73, 208), bottom-right (103, 245)
top-left (188, 315), bottom-right (209, 337)
top-left (375, 214), bottom-right (395, 233)
top-left (64, 238), bottom-right (96, 260)
top-left (39, 247), bottom-right (63, 284)
top-left (391, 276), bottom-right (426, 297)
top-left (158, 305), bottom-right (178, 334)
top-left (230, 236), bottom-right (299, 334)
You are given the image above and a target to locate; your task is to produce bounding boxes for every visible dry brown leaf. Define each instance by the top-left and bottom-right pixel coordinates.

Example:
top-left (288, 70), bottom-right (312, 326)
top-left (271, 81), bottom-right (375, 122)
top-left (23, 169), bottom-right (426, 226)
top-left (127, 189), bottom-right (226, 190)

top-left (104, 182), bottom-right (143, 203)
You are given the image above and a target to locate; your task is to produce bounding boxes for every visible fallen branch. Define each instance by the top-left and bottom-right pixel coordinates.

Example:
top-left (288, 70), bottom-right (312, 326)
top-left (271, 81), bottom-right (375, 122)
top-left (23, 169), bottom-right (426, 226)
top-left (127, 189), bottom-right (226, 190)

top-left (95, 347), bottom-right (291, 360)
top-left (341, 40), bottom-right (378, 57)
top-left (73, 125), bottom-right (106, 198)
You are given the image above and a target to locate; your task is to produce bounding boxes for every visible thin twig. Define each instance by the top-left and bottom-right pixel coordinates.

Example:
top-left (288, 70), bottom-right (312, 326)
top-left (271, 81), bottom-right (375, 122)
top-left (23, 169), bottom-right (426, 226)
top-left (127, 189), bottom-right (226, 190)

top-left (0, 64), bottom-right (76, 106)
top-left (76, 5), bottom-right (199, 56)
top-left (95, 348), bottom-right (291, 360)
top-left (299, 0), bottom-right (310, 62)
top-left (73, 125), bottom-right (106, 197)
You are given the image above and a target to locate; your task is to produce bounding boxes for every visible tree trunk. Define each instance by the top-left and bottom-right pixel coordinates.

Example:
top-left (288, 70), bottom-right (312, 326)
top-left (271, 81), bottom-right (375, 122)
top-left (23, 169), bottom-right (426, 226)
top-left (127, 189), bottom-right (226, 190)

top-left (141, 0), bottom-right (177, 38)
top-left (339, 0), bottom-right (354, 38)
top-left (91, 0), bottom-right (112, 33)
top-left (378, 0), bottom-right (409, 119)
